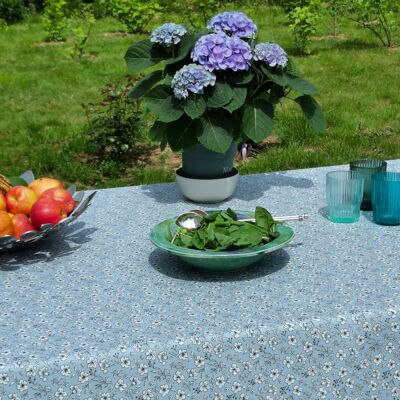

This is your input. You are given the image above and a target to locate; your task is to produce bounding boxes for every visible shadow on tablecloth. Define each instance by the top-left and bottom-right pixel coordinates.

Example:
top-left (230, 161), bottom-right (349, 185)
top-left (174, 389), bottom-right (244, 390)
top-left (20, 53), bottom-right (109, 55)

top-left (141, 173), bottom-right (314, 204)
top-left (148, 248), bottom-right (290, 282)
top-left (0, 221), bottom-right (97, 271)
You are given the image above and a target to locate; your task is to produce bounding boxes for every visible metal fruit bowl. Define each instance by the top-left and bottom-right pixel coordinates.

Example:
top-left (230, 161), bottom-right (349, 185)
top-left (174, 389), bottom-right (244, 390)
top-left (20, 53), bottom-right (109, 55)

top-left (0, 171), bottom-right (96, 252)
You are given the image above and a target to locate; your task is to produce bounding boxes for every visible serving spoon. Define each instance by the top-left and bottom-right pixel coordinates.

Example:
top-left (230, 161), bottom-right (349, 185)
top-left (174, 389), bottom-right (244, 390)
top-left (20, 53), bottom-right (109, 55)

top-left (171, 210), bottom-right (309, 243)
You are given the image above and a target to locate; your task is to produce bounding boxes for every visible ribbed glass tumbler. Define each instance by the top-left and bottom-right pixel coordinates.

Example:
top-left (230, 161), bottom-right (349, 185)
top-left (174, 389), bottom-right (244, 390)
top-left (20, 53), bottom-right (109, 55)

top-left (371, 172), bottom-right (400, 225)
top-left (326, 171), bottom-right (364, 223)
top-left (350, 159), bottom-right (387, 210)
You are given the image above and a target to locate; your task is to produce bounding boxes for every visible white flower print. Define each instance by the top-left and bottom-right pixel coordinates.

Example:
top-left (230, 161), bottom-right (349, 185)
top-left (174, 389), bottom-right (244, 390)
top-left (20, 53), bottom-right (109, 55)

top-left (178, 349), bottom-right (188, 360)
top-left (17, 380), bottom-right (28, 392)
top-left (87, 358), bottom-right (96, 368)
top-left (142, 389), bottom-right (153, 400)
top-left (138, 364), bottom-right (148, 375)
top-left (395, 370), bottom-right (400, 380)
top-left (234, 343), bottom-right (243, 352)
top-left (100, 393), bottom-right (111, 400)
top-left (254, 373), bottom-right (264, 383)
top-left (195, 356), bottom-right (205, 368)
top-left (99, 360), bottom-right (109, 372)
top-left (38, 368), bottom-right (49, 381)
top-left (8, 394), bottom-right (20, 400)
top-left (159, 384), bottom-right (169, 396)
top-left (187, 368), bottom-right (197, 379)
top-left (78, 371), bottom-right (90, 383)
top-left (158, 352), bottom-right (167, 364)
top-left (232, 382), bottom-right (241, 392)
top-left (239, 394), bottom-right (249, 400)
top-left (392, 387), bottom-right (400, 397)
top-left (270, 369), bottom-right (279, 380)
top-left (55, 387), bottom-right (66, 399)
top-left (304, 342), bottom-right (313, 352)
top-left (176, 390), bottom-right (186, 399)
top-left (70, 385), bottom-right (81, 395)
top-left (323, 361), bottom-right (332, 373)
top-left (370, 381), bottom-right (378, 390)
top-left (25, 366), bottom-right (35, 377)
top-left (293, 386), bottom-right (301, 395)
top-left (216, 377), bottom-right (225, 387)
top-left (269, 337), bottom-right (278, 349)
top-left (249, 349), bottom-right (259, 359)
top-left (374, 355), bottom-right (382, 365)
top-left (174, 370), bottom-right (184, 383)
top-left (230, 364), bottom-right (240, 375)
top-left (120, 357), bottom-right (130, 368)
top-left (339, 367), bottom-right (348, 377)
top-left (128, 377), bottom-right (140, 389)
top-left (286, 374), bottom-right (295, 385)
top-left (60, 365), bottom-right (71, 376)
top-left (288, 335), bottom-right (297, 345)
top-left (115, 379), bottom-right (126, 392)
top-left (0, 373), bottom-right (9, 384)
top-left (199, 380), bottom-right (209, 391)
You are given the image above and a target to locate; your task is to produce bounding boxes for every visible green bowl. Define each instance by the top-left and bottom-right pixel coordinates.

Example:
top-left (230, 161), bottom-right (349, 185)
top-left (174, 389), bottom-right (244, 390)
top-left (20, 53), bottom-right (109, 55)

top-left (150, 210), bottom-right (295, 272)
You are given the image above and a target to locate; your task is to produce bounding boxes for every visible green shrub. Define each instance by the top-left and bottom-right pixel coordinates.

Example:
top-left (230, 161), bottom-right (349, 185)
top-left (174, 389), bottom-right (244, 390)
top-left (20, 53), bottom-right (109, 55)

top-left (179, 0), bottom-right (220, 28)
top-left (342, 0), bottom-right (397, 47)
top-left (43, 0), bottom-right (67, 41)
top-left (69, 6), bottom-right (95, 59)
top-left (110, 0), bottom-right (161, 34)
top-left (289, 0), bottom-right (321, 54)
top-left (0, 0), bottom-right (29, 23)
top-left (82, 76), bottom-right (144, 162)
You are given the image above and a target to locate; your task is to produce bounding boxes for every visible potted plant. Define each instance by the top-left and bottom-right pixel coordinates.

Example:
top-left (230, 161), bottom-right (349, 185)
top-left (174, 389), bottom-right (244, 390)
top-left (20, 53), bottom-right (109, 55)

top-left (124, 11), bottom-right (325, 202)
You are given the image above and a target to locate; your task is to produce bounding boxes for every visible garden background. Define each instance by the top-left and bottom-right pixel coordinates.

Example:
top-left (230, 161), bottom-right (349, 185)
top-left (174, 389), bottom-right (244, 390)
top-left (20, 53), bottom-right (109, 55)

top-left (1, 0), bottom-right (399, 188)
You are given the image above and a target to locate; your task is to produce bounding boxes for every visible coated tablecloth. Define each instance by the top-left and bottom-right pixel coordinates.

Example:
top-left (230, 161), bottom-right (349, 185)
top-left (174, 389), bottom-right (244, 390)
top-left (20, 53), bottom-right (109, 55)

top-left (1, 162), bottom-right (400, 400)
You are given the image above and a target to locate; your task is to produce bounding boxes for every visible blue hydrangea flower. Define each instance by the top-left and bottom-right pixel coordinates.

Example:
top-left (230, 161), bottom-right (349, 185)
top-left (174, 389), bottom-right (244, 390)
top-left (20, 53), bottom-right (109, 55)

top-left (191, 33), bottom-right (252, 72)
top-left (207, 11), bottom-right (257, 38)
top-left (150, 23), bottom-right (187, 47)
top-left (253, 42), bottom-right (288, 68)
top-left (171, 64), bottom-right (216, 99)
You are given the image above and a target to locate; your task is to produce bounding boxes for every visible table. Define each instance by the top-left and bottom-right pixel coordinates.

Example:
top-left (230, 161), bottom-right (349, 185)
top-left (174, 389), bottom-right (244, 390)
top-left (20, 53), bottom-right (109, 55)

top-left (1, 162), bottom-right (400, 400)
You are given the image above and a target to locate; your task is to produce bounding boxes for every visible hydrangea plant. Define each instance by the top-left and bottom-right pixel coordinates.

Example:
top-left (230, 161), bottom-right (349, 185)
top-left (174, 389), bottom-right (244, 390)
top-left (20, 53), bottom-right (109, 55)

top-left (125, 11), bottom-right (326, 154)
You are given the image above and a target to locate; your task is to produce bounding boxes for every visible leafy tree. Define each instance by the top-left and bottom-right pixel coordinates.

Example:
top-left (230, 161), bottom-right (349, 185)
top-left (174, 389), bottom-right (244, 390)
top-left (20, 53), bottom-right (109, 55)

top-left (342, 0), bottom-right (397, 47)
top-left (288, 0), bottom-right (321, 55)
top-left (110, 0), bottom-right (161, 34)
top-left (43, 0), bottom-right (67, 41)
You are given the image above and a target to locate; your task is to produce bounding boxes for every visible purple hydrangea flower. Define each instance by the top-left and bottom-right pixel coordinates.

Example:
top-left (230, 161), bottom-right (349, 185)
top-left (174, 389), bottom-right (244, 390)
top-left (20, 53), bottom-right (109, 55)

top-left (253, 42), bottom-right (288, 68)
top-left (207, 11), bottom-right (257, 38)
top-left (171, 64), bottom-right (216, 99)
top-left (150, 23), bottom-right (187, 47)
top-left (191, 33), bottom-right (252, 72)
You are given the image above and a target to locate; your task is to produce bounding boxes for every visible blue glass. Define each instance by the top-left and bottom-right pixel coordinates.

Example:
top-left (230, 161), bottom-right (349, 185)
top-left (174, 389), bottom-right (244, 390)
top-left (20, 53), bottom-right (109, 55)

top-left (350, 159), bottom-right (387, 210)
top-left (371, 172), bottom-right (400, 225)
top-left (326, 171), bottom-right (364, 223)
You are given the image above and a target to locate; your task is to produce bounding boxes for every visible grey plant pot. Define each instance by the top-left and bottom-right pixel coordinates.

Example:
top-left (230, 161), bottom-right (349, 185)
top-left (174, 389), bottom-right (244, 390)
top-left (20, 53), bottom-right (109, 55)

top-left (181, 142), bottom-right (238, 179)
top-left (177, 142), bottom-right (239, 203)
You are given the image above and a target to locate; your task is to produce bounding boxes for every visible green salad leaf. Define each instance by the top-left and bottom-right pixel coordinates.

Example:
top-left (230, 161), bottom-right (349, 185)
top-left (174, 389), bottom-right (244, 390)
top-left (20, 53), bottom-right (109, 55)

top-left (173, 207), bottom-right (280, 251)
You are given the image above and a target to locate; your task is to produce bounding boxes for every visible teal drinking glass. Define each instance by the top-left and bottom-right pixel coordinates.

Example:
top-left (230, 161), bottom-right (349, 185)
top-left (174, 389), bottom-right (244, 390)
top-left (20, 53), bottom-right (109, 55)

top-left (326, 171), bottom-right (364, 223)
top-left (350, 159), bottom-right (387, 210)
top-left (371, 172), bottom-right (400, 225)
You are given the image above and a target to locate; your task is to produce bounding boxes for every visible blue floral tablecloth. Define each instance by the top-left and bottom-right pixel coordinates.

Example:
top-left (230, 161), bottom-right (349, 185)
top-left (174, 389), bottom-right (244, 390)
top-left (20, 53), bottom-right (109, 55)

top-left (1, 162), bottom-right (400, 400)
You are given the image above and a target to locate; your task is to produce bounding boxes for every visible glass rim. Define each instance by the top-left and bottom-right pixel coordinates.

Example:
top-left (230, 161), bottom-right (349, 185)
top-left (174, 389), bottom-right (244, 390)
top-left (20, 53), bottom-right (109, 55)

top-left (372, 171), bottom-right (400, 182)
top-left (326, 170), bottom-right (364, 181)
top-left (350, 159), bottom-right (387, 169)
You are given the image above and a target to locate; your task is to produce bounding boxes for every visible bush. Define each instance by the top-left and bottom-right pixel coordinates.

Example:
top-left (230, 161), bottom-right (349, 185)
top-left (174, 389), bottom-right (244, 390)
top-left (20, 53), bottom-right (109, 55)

top-left (43, 0), bottom-right (67, 41)
top-left (110, 0), bottom-right (161, 34)
top-left (69, 5), bottom-right (95, 59)
top-left (0, 0), bottom-right (29, 23)
top-left (342, 0), bottom-right (397, 47)
top-left (289, 0), bottom-right (321, 54)
top-left (82, 76), bottom-right (144, 162)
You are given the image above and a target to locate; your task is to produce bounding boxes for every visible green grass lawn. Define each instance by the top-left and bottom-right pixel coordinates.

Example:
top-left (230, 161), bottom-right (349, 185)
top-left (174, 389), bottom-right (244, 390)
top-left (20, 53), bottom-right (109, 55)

top-left (0, 7), bottom-right (399, 189)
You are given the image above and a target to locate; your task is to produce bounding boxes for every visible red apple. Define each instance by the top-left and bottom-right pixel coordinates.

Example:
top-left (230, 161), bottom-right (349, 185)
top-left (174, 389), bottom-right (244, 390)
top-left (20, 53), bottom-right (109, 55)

top-left (30, 198), bottom-right (68, 230)
top-left (0, 193), bottom-right (6, 211)
top-left (0, 211), bottom-right (13, 237)
top-left (12, 214), bottom-right (35, 239)
top-left (6, 186), bottom-right (38, 216)
top-left (41, 188), bottom-right (75, 213)
top-left (29, 177), bottom-right (62, 197)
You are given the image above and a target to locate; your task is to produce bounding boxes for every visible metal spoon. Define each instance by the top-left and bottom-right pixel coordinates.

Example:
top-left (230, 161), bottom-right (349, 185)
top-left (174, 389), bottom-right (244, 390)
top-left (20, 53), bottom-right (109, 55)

top-left (176, 210), bottom-right (309, 231)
